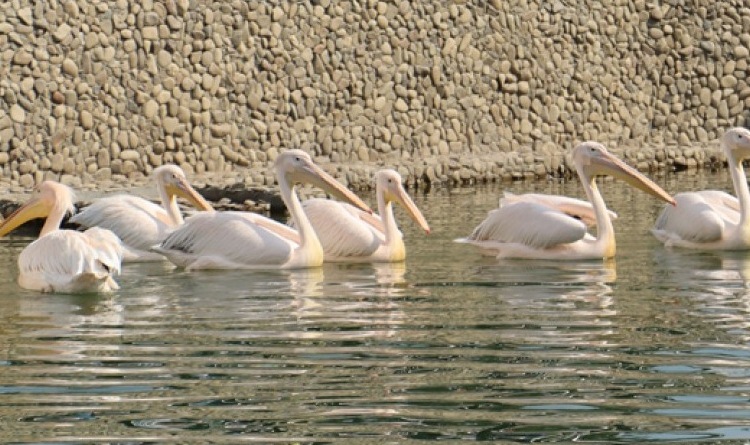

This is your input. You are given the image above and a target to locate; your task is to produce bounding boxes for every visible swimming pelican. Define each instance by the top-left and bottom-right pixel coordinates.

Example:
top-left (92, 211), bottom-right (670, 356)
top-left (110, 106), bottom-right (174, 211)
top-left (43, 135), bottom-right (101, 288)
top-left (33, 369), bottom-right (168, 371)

top-left (152, 149), bottom-right (373, 270)
top-left (69, 164), bottom-right (213, 262)
top-left (456, 141), bottom-right (675, 260)
top-left (297, 169), bottom-right (430, 262)
top-left (652, 127), bottom-right (750, 250)
top-left (0, 181), bottom-right (123, 293)
top-left (499, 192), bottom-right (617, 227)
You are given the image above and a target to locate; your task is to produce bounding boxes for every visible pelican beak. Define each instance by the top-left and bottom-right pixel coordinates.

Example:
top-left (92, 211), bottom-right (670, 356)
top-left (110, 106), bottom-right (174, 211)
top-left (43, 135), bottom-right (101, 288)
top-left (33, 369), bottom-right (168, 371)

top-left (166, 179), bottom-right (214, 212)
top-left (295, 161), bottom-right (373, 214)
top-left (593, 152), bottom-right (676, 206)
top-left (387, 184), bottom-right (431, 234)
top-left (0, 197), bottom-right (51, 237)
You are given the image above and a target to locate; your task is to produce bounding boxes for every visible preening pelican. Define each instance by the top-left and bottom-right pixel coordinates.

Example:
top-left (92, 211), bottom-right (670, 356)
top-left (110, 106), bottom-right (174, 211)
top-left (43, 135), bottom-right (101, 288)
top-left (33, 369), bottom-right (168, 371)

top-left (297, 169), bottom-right (430, 262)
top-left (0, 181), bottom-right (123, 293)
top-left (652, 127), bottom-right (750, 250)
top-left (153, 149), bottom-right (373, 270)
top-left (457, 141), bottom-right (675, 260)
top-left (70, 164), bottom-right (213, 262)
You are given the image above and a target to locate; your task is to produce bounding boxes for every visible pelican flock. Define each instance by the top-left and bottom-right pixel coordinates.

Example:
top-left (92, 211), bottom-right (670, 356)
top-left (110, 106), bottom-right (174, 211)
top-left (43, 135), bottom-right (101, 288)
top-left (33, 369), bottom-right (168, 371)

top-left (6, 128), bottom-right (750, 293)
top-left (0, 181), bottom-right (123, 293)
top-left (652, 127), bottom-right (750, 250)
top-left (70, 164), bottom-right (214, 262)
top-left (152, 149), bottom-right (372, 270)
top-left (456, 141), bottom-right (675, 260)
top-left (297, 169), bottom-right (430, 262)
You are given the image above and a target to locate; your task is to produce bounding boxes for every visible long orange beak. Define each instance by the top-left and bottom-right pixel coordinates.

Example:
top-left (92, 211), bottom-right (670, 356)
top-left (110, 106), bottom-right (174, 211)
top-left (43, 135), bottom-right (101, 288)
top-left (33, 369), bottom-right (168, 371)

top-left (295, 161), bottom-right (373, 214)
top-left (592, 151), bottom-right (676, 206)
top-left (0, 197), bottom-right (51, 237)
top-left (387, 184), bottom-right (430, 234)
top-left (165, 178), bottom-right (214, 212)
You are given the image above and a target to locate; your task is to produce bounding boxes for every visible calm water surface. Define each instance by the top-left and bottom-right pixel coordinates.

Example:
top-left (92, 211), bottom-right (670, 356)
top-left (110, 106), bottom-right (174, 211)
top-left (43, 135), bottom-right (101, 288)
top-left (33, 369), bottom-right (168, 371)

top-left (2, 170), bottom-right (750, 444)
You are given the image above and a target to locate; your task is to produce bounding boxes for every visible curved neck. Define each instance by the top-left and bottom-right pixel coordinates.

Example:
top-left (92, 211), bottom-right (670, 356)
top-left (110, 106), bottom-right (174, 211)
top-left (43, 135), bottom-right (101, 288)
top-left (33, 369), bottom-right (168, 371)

top-left (40, 206), bottom-right (66, 237)
top-left (728, 149), bottom-right (750, 225)
top-left (579, 167), bottom-right (615, 257)
top-left (280, 175), bottom-right (321, 253)
top-left (159, 186), bottom-right (184, 226)
top-left (377, 190), bottom-right (401, 245)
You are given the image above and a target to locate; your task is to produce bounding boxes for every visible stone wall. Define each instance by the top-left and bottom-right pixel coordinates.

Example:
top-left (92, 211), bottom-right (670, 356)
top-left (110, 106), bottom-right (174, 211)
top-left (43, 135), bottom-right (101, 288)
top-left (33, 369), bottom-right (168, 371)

top-left (0, 0), bottom-right (747, 191)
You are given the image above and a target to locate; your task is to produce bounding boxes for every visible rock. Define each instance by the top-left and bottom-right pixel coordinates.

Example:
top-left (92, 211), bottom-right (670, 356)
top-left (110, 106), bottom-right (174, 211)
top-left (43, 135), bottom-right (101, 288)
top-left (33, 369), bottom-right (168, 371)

top-left (62, 58), bottom-right (79, 76)
top-left (9, 104), bottom-right (25, 123)
top-left (13, 50), bottom-right (32, 65)
top-left (80, 110), bottom-right (93, 129)
top-left (53, 23), bottom-right (72, 42)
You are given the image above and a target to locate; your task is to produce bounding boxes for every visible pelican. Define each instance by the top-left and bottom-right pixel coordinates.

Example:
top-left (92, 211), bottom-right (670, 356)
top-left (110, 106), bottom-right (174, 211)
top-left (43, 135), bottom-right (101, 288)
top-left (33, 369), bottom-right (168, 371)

top-left (456, 141), bottom-right (675, 260)
top-left (499, 192), bottom-right (617, 227)
top-left (296, 169), bottom-right (430, 262)
top-left (0, 181), bottom-right (123, 293)
top-left (152, 149), bottom-right (373, 270)
top-left (652, 127), bottom-right (750, 250)
top-left (69, 164), bottom-right (213, 262)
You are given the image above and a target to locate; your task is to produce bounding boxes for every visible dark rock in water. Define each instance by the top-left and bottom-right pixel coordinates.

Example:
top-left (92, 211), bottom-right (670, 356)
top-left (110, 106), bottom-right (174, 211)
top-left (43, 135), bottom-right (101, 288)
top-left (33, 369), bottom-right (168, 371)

top-left (196, 184), bottom-right (286, 216)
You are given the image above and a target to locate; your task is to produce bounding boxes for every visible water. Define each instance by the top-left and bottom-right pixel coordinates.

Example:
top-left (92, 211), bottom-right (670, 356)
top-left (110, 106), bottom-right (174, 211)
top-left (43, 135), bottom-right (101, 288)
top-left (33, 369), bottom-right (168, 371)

top-left (2, 169), bottom-right (750, 443)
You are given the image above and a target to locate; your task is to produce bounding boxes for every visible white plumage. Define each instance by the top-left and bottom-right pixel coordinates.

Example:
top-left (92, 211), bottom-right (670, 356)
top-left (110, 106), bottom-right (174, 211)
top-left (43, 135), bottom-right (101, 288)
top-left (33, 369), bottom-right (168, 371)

top-left (70, 164), bottom-right (213, 261)
top-left (298, 169), bottom-right (430, 262)
top-left (0, 181), bottom-right (124, 293)
top-left (652, 127), bottom-right (750, 250)
top-left (154, 150), bottom-right (372, 270)
top-left (500, 192), bottom-right (617, 227)
top-left (457, 142), bottom-right (675, 260)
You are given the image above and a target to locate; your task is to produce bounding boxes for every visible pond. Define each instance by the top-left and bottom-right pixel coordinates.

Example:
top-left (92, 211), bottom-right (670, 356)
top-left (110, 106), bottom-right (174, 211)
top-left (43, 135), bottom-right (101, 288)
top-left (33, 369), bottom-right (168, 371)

top-left (1, 168), bottom-right (750, 443)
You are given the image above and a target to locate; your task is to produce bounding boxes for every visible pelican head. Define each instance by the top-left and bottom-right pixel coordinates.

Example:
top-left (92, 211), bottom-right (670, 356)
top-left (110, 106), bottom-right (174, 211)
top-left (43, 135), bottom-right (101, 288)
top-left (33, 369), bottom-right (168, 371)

top-left (376, 170), bottom-right (430, 234)
top-left (573, 141), bottom-right (675, 206)
top-left (0, 181), bottom-right (76, 237)
top-left (276, 149), bottom-right (372, 213)
top-left (153, 165), bottom-right (214, 211)
top-left (722, 127), bottom-right (750, 161)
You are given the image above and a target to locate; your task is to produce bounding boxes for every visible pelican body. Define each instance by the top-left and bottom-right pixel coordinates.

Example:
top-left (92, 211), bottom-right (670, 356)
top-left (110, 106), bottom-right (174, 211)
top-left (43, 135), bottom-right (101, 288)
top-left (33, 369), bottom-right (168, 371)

top-left (457, 142), bottom-right (675, 260)
top-left (298, 169), bottom-right (430, 262)
top-left (70, 165), bottom-right (213, 262)
top-left (153, 150), bottom-right (372, 270)
top-left (0, 181), bottom-right (123, 293)
top-left (653, 127), bottom-right (750, 250)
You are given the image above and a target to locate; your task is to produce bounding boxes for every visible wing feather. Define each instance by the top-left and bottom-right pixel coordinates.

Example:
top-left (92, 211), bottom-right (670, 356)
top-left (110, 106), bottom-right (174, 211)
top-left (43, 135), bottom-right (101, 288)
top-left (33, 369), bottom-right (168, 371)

top-left (18, 229), bottom-right (123, 292)
top-left (156, 212), bottom-right (294, 268)
top-left (299, 198), bottom-right (383, 258)
top-left (70, 195), bottom-right (170, 250)
top-left (653, 191), bottom-right (731, 243)
top-left (467, 201), bottom-right (587, 249)
top-left (501, 192), bottom-right (617, 226)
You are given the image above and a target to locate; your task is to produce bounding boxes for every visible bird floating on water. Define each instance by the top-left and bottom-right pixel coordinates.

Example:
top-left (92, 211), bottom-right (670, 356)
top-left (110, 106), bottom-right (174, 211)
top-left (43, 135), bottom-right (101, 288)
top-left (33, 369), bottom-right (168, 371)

top-left (652, 127), bottom-right (750, 250)
top-left (153, 149), bottom-right (373, 270)
top-left (296, 169), bottom-right (430, 262)
top-left (70, 164), bottom-right (213, 262)
top-left (0, 181), bottom-right (123, 293)
top-left (456, 141), bottom-right (675, 260)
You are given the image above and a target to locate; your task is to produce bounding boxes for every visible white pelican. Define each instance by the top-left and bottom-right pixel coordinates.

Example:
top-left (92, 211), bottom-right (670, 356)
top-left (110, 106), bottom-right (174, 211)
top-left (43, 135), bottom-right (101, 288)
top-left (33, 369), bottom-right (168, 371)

top-left (0, 181), bottom-right (123, 293)
top-left (297, 169), bottom-right (430, 262)
top-left (152, 149), bottom-right (373, 270)
top-left (499, 192), bottom-right (617, 227)
top-left (69, 164), bottom-right (213, 262)
top-left (652, 127), bottom-right (750, 250)
top-left (456, 141), bottom-right (675, 260)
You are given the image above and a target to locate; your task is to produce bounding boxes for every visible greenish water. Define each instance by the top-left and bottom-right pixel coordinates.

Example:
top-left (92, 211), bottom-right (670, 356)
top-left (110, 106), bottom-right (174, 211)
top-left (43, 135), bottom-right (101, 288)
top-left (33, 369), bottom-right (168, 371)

top-left (2, 169), bottom-right (750, 443)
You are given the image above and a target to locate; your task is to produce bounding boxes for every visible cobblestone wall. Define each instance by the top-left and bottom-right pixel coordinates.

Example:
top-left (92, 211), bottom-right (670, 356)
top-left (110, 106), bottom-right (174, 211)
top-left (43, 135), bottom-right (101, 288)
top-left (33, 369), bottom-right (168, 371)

top-left (0, 0), bottom-right (747, 190)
